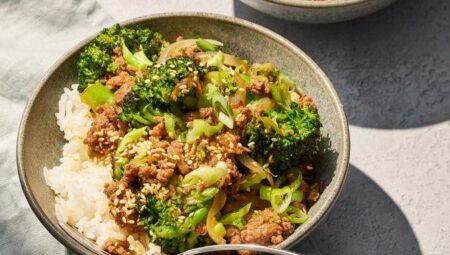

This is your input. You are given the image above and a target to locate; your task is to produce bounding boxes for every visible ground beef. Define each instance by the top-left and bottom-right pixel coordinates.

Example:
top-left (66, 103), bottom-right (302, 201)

top-left (234, 106), bottom-right (252, 129)
top-left (136, 164), bottom-right (174, 185)
top-left (299, 180), bottom-right (324, 206)
top-left (103, 239), bottom-right (132, 255)
top-left (84, 104), bottom-right (126, 156)
top-left (214, 132), bottom-right (244, 154)
top-left (249, 77), bottom-right (271, 97)
top-left (194, 223), bottom-right (207, 236)
top-left (106, 71), bottom-right (135, 89)
top-left (149, 116), bottom-right (166, 138)
top-left (183, 107), bottom-right (215, 124)
top-left (296, 95), bottom-right (317, 110)
top-left (167, 140), bottom-right (190, 174)
top-left (226, 208), bottom-right (294, 249)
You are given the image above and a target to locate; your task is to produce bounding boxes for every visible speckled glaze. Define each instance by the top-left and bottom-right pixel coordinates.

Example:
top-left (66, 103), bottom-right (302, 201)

top-left (17, 13), bottom-right (349, 254)
top-left (240, 0), bottom-right (397, 23)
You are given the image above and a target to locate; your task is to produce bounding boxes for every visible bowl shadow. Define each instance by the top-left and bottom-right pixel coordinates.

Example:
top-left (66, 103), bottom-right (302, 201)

top-left (234, 0), bottom-right (450, 129)
top-left (292, 165), bottom-right (421, 255)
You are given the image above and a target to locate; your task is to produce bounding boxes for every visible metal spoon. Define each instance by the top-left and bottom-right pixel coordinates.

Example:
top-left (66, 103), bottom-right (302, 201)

top-left (179, 244), bottom-right (301, 255)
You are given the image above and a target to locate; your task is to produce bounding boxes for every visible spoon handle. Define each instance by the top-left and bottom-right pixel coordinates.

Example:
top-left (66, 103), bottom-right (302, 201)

top-left (178, 244), bottom-right (301, 255)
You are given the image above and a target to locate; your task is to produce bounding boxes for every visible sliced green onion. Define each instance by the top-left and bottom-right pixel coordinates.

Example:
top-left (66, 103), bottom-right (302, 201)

top-left (196, 38), bottom-right (220, 52)
top-left (281, 206), bottom-right (308, 224)
top-left (218, 112), bottom-right (234, 129)
top-left (186, 119), bottom-right (224, 144)
top-left (213, 222), bottom-right (227, 238)
top-left (259, 185), bottom-right (272, 201)
top-left (240, 173), bottom-right (266, 190)
top-left (163, 113), bottom-right (176, 138)
top-left (212, 92), bottom-right (234, 129)
top-left (241, 74), bottom-right (251, 84)
top-left (163, 112), bottom-right (184, 139)
top-left (113, 127), bottom-right (147, 180)
top-left (220, 203), bottom-right (251, 230)
top-left (80, 82), bottom-right (114, 110)
top-left (191, 187), bottom-right (219, 203)
top-left (182, 207), bottom-right (210, 231)
top-left (183, 162), bottom-right (228, 187)
top-left (115, 127), bottom-right (147, 156)
top-left (291, 190), bottom-right (304, 202)
top-left (289, 172), bottom-right (303, 191)
top-left (270, 186), bottom-right (292, 214)
top-left (207, 51), bottom-right (225, 68)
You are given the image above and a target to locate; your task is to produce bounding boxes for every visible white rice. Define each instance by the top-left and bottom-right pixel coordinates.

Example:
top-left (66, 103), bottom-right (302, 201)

top-left (44, 84), bottom-right (162, 255)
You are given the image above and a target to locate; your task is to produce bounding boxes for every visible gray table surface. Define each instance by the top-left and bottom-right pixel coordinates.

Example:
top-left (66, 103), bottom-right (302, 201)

top-left (1, 0), bottom-right (449, 254)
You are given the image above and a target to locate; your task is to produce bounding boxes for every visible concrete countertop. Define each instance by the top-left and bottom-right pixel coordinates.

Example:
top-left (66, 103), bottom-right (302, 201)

top-left (0, 0), bottom-right (448, 254)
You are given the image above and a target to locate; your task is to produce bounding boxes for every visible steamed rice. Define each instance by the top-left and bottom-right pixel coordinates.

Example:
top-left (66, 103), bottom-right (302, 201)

top-left (44, 84), bottom-right (162, 254)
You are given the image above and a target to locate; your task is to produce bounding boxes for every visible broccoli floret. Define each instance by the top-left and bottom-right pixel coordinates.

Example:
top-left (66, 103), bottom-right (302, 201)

top-left (245, 102), bottom-right (321, 175)
top-left (119, 56), bottom-right (203, 127)
top-left (77, 44), bottom-right (112, 92)
top-left (155, 237), bottom-right (186, 254)
top-left (121, 27), bottom-right (165, 62)
top-left (94, 24), bottom-right (122, 50)
top-left (77, 24), bottom-right (165, 92)
top-left (136, 195), bottom-right (200, 254)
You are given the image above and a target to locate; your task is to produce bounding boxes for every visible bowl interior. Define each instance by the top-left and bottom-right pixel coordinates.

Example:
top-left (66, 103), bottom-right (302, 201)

top-left (18, 13), bottom-right (348, 254)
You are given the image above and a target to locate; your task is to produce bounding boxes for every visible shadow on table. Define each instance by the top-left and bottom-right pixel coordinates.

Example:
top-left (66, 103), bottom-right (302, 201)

top-left (234, 0), bottom-right (450, 129)
top-left (293, 165), bottom-right (421, 255)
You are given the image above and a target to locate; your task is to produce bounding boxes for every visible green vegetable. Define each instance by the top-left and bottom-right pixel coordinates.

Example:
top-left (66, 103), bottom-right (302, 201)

top-left (207, 51), bottom-right (224, 67)
top-left (281, 206), bottom-right (308, 224)
top-left (199, 84), bottom-right (234, 129)
top-left (77, 44), bottom-right (111, 92)
top-left (270, 186), bottom-right (292, 214)
top-left (137, 195), bottom-right (209, 254)
top-left (245, 102), bottom-right (321, 175)
top-left (196, 39), bottom-right (220, 52)
top-left (213, 222), bottom-right (227, 238)
top-left (186, 119), bottom-right (224, 144)
top-left (240, 173), bottom-right (266, 190)
top-left (77, 24), bottom-right (165, 92)
top-left (212, 93), bottom-right (234, 129)
top-left (191, 187), bottom-right (219, 204)
top-left (134, 49), bottom-right (152, 66)
top-left (259, 172), bottom-right (303, 213)
top-left (80, 82), bottom-right (114, 109)
top-left (163, 112), bottom-right (185, 139)
top-left (220, 203), bottom-right (252, 230)
top-left (113, 127), bottom-right (147, 179)
top-left (183, 162), bottom-right (228, 187)
top-left (119, 56), bottom-right (202, 127)
top-left (259, 185), bottom-right (272, 201)
top-left (291, 190), bottom-right (304, 202)
top-left (120, 38), bottom-right (149, 70)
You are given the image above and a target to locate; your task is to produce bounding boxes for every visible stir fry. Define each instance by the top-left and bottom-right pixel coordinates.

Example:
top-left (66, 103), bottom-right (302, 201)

top-left (77, 24), bottom-right (324, 254)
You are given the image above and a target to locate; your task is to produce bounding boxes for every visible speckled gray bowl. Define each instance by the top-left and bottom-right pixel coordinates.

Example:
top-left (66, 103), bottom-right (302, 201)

top-left (240, 0), bottom-right (397, 23)
top-left (17, 13), bottom-right (349, 254)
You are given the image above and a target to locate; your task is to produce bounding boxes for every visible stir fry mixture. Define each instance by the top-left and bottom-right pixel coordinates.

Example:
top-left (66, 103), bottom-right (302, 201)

top-left (78, 24), bottom-right (324, 254)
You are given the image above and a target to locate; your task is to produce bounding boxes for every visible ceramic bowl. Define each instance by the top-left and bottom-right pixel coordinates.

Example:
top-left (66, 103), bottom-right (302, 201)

top-left (240, 0), bottom-right (397, 23)
top-left (17, 13), bottom-right (349, 254)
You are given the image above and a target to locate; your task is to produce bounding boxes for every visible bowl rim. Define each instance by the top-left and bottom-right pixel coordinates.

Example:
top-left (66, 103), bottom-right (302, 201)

top-left (258, 0), bottom-right (369, 8)
top-left (16, 12), bottom-right (350, 254)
